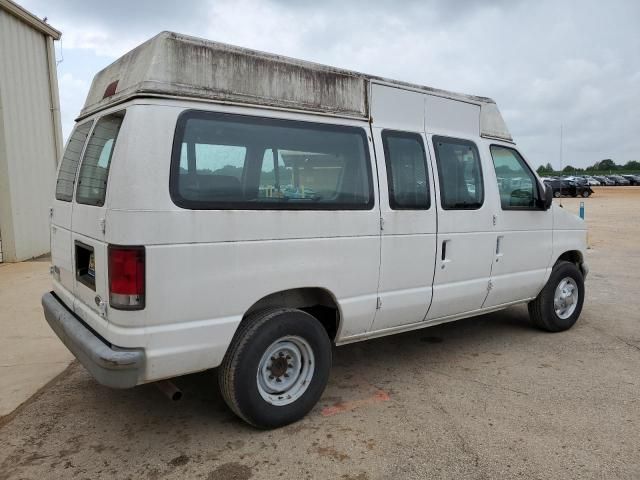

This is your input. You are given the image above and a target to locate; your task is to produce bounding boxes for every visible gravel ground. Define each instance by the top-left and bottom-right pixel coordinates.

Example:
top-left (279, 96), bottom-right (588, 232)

top-left (1, 187), bottom-right (638, 480)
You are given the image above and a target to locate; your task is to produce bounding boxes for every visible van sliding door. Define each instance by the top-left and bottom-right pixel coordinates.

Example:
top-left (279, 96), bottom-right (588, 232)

top-left (368, 84), bottom-right (438, 333)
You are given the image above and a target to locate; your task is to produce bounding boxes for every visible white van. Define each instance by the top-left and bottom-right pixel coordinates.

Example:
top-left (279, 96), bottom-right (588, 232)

top-left (43, 32), bottom-right (587, 428)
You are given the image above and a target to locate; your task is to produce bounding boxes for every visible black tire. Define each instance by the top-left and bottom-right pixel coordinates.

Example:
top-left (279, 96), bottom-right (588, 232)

top-left (581, 190), bottom-right (589, 198)
top-left (553, 190), bottom-right (561, 198)
top-left (218, 308), bottom-right (332, 429)
top-left (528, 261), bottom-right (585, 332)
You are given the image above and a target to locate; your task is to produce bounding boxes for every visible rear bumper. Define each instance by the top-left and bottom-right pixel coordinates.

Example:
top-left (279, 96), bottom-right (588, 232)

top-left (42, 292), bottom-right (144, 388)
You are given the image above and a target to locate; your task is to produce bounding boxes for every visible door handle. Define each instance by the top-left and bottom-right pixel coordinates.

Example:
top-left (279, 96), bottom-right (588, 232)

top-left (495, 236), bottom-right (504, 261)
top-left (441, 240), bottom-right (451, 268)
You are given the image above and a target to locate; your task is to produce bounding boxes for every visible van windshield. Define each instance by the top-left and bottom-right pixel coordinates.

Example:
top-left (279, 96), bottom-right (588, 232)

top-left (171, 111), bottom-right (373, 210)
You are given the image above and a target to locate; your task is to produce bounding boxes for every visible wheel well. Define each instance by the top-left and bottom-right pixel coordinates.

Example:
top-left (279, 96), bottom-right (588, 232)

top-left (245, 288), bottom-right (340, 342)
top-left (556, 250), bottom-right (583, 267)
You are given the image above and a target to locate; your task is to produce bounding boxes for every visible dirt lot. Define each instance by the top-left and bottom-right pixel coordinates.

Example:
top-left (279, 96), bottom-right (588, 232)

top-left (1, 187), bottom-right (639, 480)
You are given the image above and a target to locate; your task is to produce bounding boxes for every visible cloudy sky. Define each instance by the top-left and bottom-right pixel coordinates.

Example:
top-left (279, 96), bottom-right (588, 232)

top-left (22, 0), bottom-right (640, 168)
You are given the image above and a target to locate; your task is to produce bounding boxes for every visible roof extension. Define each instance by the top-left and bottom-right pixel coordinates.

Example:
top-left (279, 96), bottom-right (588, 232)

top-left (81, 31), bottom-right (512, 141)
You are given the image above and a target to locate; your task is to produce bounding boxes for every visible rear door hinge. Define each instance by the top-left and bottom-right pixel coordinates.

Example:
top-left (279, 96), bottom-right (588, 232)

top-left (99, 218), bottom-right (106, 235)
top-left (376, 297), bottom-right (382, 310)
top-left (379, 216), bottom-right (385, 232)
top-left (487, 280), bottom-right (494, 293)
top-left (492, 214), bottom-right (497, 226)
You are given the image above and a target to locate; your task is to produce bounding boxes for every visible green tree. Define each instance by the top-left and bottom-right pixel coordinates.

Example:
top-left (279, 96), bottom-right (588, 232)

top-left (562, 165), bottom-right (577, 173)
top-left (624, 160), bottom-right (640, 170)
top-left (536, 163), bottom-right (555, 175)
top-left (595, 159), bottom-right (617, 171)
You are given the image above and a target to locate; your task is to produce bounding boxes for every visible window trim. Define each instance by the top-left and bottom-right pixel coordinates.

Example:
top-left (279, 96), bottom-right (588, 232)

top-left (432, 135), bottom-right (485, 211)
top-left (381, 130), bottom-right (431, 211)
top-left (55, 120), bottom-right (94, 202)
top-left (489, 144), bottom-right (545, 211)
top-left (169, 110), bottom-right (375, 211)
top-left (75, 111), bottom-right (126, 207)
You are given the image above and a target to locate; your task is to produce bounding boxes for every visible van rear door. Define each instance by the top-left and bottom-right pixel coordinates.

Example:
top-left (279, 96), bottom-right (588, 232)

top-left (51, 120), bottom-right (93, 307)
top-left (70, 111), bottom-right (126, 318)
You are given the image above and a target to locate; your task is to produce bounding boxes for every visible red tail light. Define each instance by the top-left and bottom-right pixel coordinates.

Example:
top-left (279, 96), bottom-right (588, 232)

top-left (108, 245), bottom-right (145, 310)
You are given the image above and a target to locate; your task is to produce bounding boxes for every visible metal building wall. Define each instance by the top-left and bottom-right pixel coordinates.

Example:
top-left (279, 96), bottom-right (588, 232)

top-left (0, 7), bottom-right (60, 262)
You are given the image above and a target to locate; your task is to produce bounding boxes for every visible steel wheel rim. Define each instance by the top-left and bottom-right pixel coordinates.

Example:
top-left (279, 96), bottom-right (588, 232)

top-left (554, 276), bottom-right (579, 319)
top-left (257, 335), bottom-right (315, 406)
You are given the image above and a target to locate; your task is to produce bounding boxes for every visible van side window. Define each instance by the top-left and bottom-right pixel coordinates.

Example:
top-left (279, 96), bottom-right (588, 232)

top-left (490, 145), bottom-right (539, 209)
top-left (171, 111), bottom-right (374, 210)
top-left (55, 121), bottom-right (93, 201)
top-left (76, 111), bottom-right (125, 206)
top-left (382, 131), bottom-right (430, 210)
top-left (432, 136), bottom-right (484, 210)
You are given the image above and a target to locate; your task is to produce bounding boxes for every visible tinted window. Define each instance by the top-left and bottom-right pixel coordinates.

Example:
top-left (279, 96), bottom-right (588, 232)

top-left (490, 146), bottom-right (539, 209)
top-left (76, 111), bottom-right (125, 206)
top-left (55, 121), bottom-right (93, 201)
top-left (171, 111), bottom-right (373, 210)
top-left (433, 136), bottom-right (484, 210)
top-left (382, 131), bottom-right (430, 210)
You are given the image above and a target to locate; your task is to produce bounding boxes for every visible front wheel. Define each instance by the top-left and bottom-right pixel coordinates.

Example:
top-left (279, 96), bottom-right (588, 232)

top-left (553, 190), bottom-right (561, 198)
top-left (218, 308), bottom-right (332, 429)
top-left (528, 261), bottom-right (585, 332)
top-left (582, 190), bottom-right (590, 198)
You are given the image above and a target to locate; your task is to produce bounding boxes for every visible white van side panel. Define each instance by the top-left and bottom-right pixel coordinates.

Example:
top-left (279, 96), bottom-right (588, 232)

top-left (100, 101), bottom-right (381, 380)
top-left (425, 95), bottom-right (480, 138)
top-left (370, 83), bottom-right (425, 131)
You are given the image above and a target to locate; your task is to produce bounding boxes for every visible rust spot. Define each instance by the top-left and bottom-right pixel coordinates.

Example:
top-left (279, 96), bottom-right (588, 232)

top-left (320, 389), bottom-right (390, 417)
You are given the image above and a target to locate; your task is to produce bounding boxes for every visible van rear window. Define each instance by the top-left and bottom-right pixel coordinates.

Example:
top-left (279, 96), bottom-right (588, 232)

top-left (170, 111), bottom-right (374, 210)
top-left (76, 111), bottom-right (125, 206)
top-left (55, 121), bottom-right (93, 202)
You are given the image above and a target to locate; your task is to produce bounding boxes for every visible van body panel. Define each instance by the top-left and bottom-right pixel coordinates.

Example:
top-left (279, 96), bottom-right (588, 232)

top-left (370, 83), bottom-right (425, 132)
top-left (425, 95), bottom-right (480, 138)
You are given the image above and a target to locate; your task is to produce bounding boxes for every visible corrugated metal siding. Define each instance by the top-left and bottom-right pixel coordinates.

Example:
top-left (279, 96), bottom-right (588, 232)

top-left (0, 9), bottom-right (57, 261)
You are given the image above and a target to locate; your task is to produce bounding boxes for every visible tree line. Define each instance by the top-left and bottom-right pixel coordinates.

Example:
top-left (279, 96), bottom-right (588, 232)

top-left (536, 159), bottom-right (640, 175)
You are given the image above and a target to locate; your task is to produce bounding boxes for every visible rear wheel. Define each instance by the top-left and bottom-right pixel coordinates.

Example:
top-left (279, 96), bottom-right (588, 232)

top-left (218, 308), bottom-right (332, 429)
top-left (581, 190), bottom-right (590, 198)
top-left (553, 190), bottom-right (561, 198)
top-left (528, 261), bottom-right (585, 332)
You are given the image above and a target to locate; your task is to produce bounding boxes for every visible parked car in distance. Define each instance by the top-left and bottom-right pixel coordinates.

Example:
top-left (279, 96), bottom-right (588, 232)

top-left (564, 176), bottom-right (586, 185)
top-left (607, 175), bottom-right (630, 186)
top-left (545, 179), bottom-right (593, 198)
top-left (583, 176), bottom-right (601, 186)
top-left (621, 174), bottom-right (640, 185)
top-left (594, 175), bottom-right (615, 186)
top-left (42, 31), bottom-right (589, 429)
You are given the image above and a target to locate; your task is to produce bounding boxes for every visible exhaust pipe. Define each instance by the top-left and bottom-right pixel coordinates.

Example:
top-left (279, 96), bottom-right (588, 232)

top-left (156, 380), bottom-right (182, 401)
